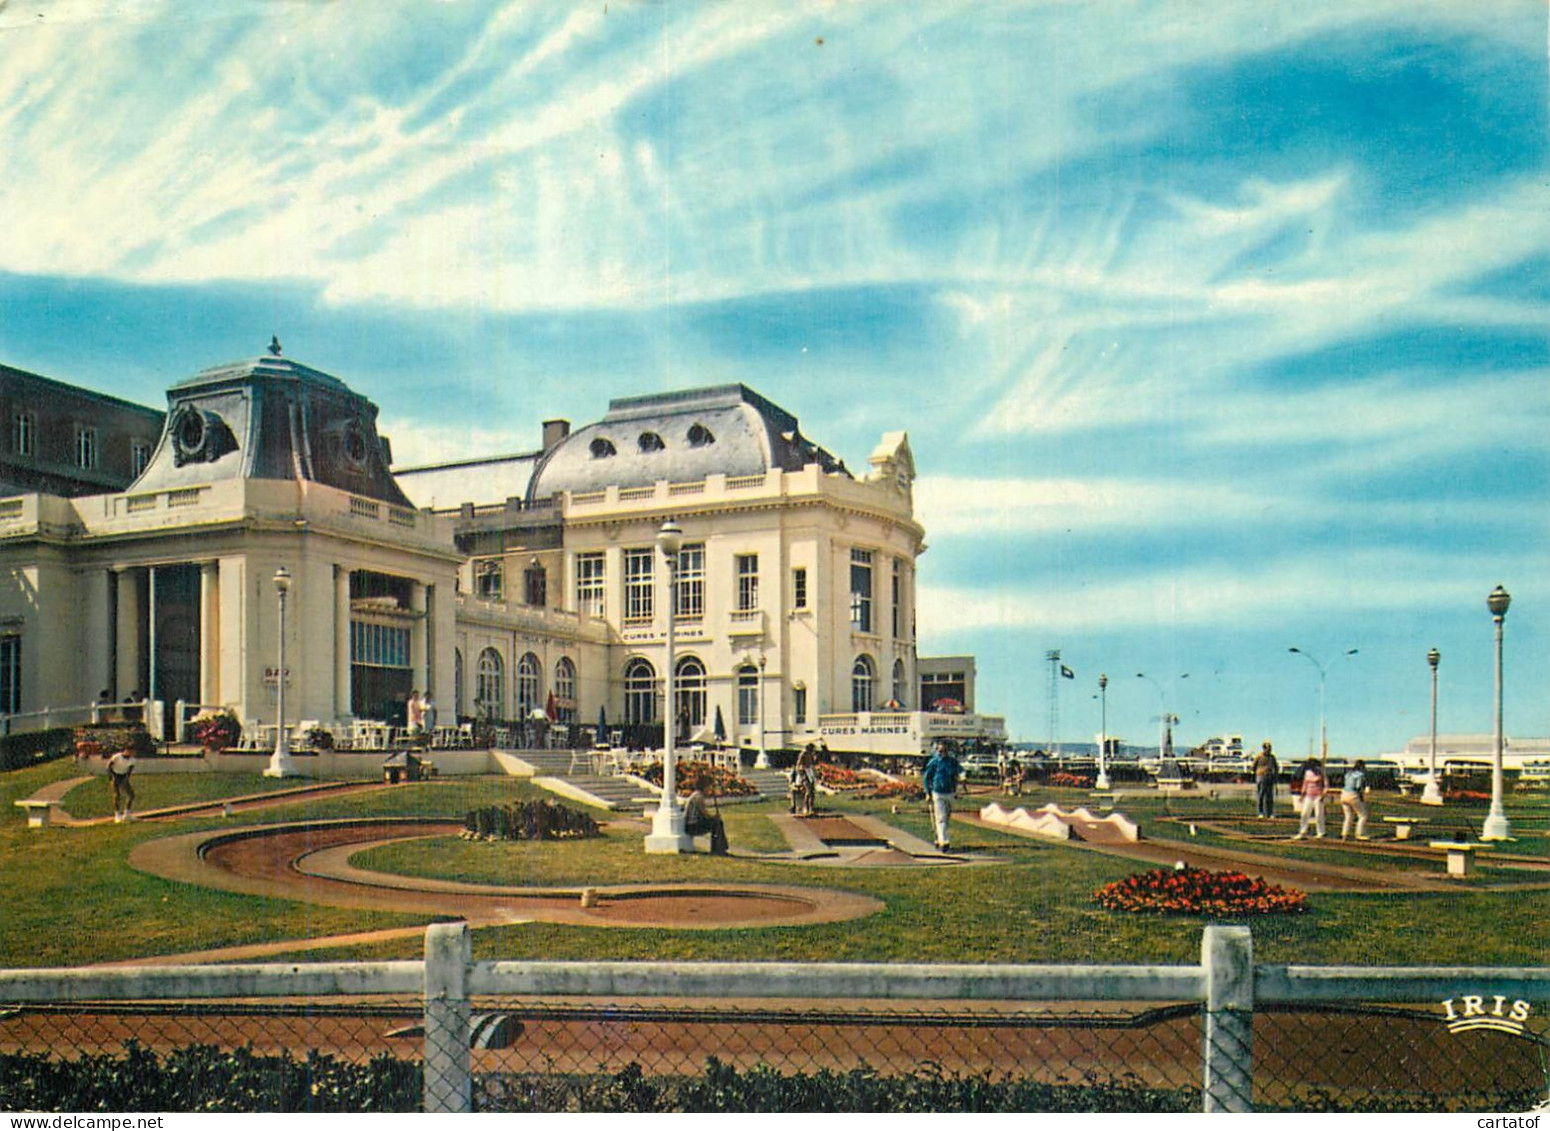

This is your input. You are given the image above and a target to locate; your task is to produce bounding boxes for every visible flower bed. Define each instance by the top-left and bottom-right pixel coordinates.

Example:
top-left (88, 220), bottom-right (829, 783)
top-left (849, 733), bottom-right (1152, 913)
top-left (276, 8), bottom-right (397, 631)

top-left (1444, 788), bottom-right (1491, 803)
top-left (816, 763), bottom-right (869, 790)
top-left (631, 760), bottom-right (757, 797)
top-left (189, 710), bottom-right (242, 752)
top-left (1048, 771), bottom-right (1094, 789)
top-left (1095, 866), bottom-right (1308, 915)
top-left (868, 779), bottom-right (924, 801)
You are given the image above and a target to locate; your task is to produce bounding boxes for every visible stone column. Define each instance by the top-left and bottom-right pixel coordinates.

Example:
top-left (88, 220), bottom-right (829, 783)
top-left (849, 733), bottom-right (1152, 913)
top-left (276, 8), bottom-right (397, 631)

top-left (200, 562), bottom-right (220, 705)
top-left (334, 565), bottom-right (352, 721)
top-left (410, 580), bottom-right (429, 695)
top-left (83, 569), bottom-right (114, 704)
top-left (114, 568), bottom-right (140, 699)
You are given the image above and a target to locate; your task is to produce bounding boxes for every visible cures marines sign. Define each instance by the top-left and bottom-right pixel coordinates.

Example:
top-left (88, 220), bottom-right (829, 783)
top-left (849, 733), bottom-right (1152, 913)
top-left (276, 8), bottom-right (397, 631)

top-left (1440, 994), bottom-right (1532, 1036)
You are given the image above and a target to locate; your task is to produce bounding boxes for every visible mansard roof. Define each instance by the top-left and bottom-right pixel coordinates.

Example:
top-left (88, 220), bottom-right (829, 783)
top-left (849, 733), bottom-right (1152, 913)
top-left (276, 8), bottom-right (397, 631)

top-left (526, 383), bottom-right (847, 501)
top-left (128, 342), bottom-right (412, 507)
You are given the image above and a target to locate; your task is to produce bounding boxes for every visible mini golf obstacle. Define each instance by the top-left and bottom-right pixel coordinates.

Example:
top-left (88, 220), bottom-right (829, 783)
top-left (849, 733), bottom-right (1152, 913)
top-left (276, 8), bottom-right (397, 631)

top-left (979, 802), bottom-right (1141, 844)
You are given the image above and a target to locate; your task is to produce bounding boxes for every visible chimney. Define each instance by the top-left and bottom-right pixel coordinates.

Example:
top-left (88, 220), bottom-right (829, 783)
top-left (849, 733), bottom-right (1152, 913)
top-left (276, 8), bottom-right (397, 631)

top-left (542, 419), bottom-right (570, 451)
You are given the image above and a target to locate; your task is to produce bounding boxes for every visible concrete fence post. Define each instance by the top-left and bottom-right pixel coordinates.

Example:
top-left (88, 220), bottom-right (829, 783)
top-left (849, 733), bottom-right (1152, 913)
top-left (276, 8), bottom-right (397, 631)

top-left (174, 700), bottom-right (187, 743)
top-left (1201, 924), bottom-right (1254, 1113)
top-left (423, 921), bottom-right (472, 1113)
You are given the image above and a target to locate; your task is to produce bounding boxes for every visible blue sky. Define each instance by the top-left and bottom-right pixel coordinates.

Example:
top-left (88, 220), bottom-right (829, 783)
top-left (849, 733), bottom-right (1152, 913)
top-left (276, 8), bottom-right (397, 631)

top-left (2, 0), bottom-right (1546, 756)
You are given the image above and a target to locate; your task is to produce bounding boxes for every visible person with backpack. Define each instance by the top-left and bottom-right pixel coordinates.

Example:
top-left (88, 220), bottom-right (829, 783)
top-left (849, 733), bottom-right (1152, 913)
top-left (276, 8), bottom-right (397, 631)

top-left (921, 741), bottom-right (963, 853)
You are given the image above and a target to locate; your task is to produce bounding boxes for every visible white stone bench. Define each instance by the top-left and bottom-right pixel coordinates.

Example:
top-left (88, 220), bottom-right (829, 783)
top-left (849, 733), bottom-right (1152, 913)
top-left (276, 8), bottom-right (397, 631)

top-left (1429, 841), bottom-right (1483, 877)
top-left (1383, 815), bottom-right (1426, 841)
top-left (14, 800), bottom-right (53, 829)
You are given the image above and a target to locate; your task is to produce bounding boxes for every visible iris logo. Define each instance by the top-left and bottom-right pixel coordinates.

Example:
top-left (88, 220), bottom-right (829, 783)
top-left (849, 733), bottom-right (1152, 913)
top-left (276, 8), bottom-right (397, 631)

top-left (1440, 995), bottom-right (1532, 1036)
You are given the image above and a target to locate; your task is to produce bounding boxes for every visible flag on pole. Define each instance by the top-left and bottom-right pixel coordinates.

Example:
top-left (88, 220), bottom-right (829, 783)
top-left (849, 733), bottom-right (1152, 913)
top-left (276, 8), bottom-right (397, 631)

top-left (1060, 664), bottom-right (1075, 680)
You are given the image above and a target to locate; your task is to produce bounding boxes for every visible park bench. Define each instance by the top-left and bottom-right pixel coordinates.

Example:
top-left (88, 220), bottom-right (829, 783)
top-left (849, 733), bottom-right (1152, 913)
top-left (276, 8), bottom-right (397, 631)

top-left (1429, 841), bottom-right (1484, 877)
top-left (14, 799), bottom-right (53, 829)
top-left (1383, 815), bottom-right (1426, 841)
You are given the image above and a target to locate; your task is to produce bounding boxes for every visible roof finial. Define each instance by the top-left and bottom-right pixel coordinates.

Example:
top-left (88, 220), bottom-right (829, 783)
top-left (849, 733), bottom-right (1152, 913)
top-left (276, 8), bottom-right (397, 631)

top-left (268, 335), bottom-right (283, 357)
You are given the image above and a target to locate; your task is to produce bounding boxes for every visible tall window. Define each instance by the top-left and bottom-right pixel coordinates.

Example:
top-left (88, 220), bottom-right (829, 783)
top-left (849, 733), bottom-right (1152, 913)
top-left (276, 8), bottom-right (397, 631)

top-left (892, 558), bottom-right (902, 638)
top-left (523, 564), bottom-right (546, 607)
top-left (892, 658), bottom-right (908, 709)
top-left (624, 658), bottom-right (656, 724)
top-left (793, 684), bottom-right (807, 726)
top-left (476, 648), bottom-right (505, 717)
top-left (131, 440), bottom-right (152, 476)
top-left (792, 567), bottom-right (808, 611)
top-left (850, 549), bottom-right (873, 633)
top-left (350, 621), bottom-right (411, 667)
top-left (474, 559), bottom-right (504, 600)
top-left (454, 649), bottom-right (464, 717)
top-left (554, 657), bottom-right (576, 722)
top-left (622, 548), bottom-right (654, 623)
top-left (676, 544), bottom-right (704, 620)
top-left (575, 552), bottom-right (605, 618)
top-left (75, 426), bottom-right (98, 470)
top-left (517, 652), bottom-right (541, 716)
top-left (676, 655), bottom-right (706, 733)
top-left (737, 664), bottom-right (758, 727)
top-left (851, 654), bottom-right (876, 713)
top-left (0, 635), bottom-right (19, 714)
top-left (736, 553), bottom-right (759, 612)
top-left (11, 412), bottom-right (33, 457)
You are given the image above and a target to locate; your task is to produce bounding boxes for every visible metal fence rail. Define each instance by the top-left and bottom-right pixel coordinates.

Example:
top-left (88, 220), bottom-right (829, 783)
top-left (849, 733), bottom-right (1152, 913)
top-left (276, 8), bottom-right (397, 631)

top-left (0, 925), bottom-right (1546, 1113)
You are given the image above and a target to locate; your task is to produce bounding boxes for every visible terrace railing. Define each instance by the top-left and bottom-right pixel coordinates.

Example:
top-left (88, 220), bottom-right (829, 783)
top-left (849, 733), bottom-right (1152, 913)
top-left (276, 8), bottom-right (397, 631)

top-left (0, 924), bottom-right (1546, 1113)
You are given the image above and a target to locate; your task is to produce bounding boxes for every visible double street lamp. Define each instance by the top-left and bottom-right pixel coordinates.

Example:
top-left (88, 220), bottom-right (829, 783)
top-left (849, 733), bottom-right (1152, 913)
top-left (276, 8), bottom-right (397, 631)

top-left (1482, 586), bottom-right (1513, 841)
top-left (1287, 646), bottom-right (1358, 763)
top-left (644, 521), bottom-right (694, 853)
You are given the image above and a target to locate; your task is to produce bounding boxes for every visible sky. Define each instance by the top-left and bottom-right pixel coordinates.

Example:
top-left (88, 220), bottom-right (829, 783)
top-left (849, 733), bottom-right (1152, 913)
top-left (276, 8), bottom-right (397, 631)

top-left (1, 0), bottom-right (1546, 757)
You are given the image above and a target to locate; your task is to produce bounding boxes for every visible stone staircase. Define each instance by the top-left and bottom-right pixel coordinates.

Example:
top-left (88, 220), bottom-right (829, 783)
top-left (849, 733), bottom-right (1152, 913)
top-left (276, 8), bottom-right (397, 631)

top-left (511, 749), bottom-right (788, 813)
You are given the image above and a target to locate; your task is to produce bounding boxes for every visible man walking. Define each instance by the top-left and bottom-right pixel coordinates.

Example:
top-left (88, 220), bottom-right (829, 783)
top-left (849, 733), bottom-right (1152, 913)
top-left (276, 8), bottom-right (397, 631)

top-left (1253, 741), bottom-right (1279, 819)
top-left (921, 741), bottom-right (963, 853)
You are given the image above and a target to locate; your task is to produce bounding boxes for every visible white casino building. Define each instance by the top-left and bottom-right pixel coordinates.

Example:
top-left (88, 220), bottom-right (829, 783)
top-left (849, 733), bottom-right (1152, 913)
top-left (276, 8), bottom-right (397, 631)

top-left (0, 345), bottom-right (1003, 759)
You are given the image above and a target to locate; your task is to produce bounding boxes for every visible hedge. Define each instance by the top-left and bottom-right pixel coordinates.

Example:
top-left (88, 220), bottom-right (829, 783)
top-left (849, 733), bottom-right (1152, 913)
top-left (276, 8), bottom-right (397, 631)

top-left (0, 727), bottom-right (75, 772)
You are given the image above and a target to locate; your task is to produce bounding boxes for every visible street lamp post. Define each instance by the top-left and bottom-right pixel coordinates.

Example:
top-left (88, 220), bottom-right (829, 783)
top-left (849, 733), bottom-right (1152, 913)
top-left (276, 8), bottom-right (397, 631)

top-left (264, 567), bottom-right (296, 779)
top-left (1482, 586), bottom-right (1513, 841)
top-left (1421, 648), bottom-right (1443, 806)
top-left (754, 651), bottom-right (770, 769)
top-left (1095, 674), bottom-right (1110, 790)
top-left (1287, 646), bottom-right (1358, 763)
top-left (1136, 672), bottom-right (1188, 760)
top-left (645, 521), bottom-right (693, 853)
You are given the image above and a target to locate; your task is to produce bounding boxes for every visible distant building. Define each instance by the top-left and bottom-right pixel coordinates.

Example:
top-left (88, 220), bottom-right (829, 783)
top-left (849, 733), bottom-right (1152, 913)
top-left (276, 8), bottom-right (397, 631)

top-left (0, 363), bottom-right (163, 497)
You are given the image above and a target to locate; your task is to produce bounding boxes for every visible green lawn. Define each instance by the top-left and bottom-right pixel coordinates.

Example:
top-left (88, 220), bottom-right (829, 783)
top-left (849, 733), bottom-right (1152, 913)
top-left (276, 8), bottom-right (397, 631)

top-left (2, 760), bottom-right (1546, 969)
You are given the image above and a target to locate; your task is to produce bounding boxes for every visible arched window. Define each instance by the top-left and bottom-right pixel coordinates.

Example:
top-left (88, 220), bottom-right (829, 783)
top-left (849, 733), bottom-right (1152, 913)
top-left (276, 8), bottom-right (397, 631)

top-left (590, 437), bottom-right (616, 459)
top-left (454, 648), bottom-right (464, 717)
top-left (737, 664), bottom-right (759, 727)
top-left (638, 431), bottom-right (665, 452)
top-left (554, 657), bottom-right (576, 723)
top-left (476, 648), bottom-right (505, 719)
top-left (852, 654), bottom-right (876, 713)
top-left (891, 658), bottom-right (908, 709)
top-left (687, 423), bottom-right (714, 447)
top-left (624, 658), bottom-right (656, 725)
top-left (517, 652), bottom-right (542, 717)
top-left (676, 655), bottom-right (706, 734)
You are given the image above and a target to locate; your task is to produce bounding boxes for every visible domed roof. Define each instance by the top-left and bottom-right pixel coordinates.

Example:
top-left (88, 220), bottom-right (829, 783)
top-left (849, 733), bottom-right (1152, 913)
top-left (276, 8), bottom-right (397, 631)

top-left (527, 384), bottom-right (847, 501)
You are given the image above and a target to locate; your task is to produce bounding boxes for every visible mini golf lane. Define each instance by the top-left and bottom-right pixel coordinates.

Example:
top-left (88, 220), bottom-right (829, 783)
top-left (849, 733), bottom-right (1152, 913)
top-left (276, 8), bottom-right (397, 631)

top-left (128, 818), bottom-right (883, 930)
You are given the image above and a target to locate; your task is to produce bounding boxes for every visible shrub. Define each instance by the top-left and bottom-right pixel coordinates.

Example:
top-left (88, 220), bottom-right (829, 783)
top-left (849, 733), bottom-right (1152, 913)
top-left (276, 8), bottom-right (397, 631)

top-left (189, 710), bottom-right (242, 752)
top-left (632, 760), bottom-right (757, 797)
top-left (72, 723), bottom-right (155, 759)
top-left (1095, 866), bottom-right (1308, 915)
top-left (464, 799), bottom-right (603, 841)
top-left (0, 727), bottom-right (75, 772)
top-left (304, 726), bottom-right (336, 750)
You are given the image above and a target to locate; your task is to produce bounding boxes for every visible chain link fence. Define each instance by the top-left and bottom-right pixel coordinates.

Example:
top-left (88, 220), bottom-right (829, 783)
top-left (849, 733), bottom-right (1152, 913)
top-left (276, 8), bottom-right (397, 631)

top-left (0, 926), bottom-right (1546, 1112)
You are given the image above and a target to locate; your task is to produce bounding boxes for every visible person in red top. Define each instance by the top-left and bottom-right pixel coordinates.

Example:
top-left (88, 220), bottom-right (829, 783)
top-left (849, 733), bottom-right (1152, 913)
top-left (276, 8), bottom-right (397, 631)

top-left (1291, 758), bottom-right (1327, 840)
